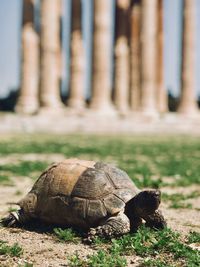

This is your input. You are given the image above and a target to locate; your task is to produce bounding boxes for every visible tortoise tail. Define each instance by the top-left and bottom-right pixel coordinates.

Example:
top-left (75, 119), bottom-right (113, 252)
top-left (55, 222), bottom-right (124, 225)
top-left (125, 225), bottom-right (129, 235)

top-left (1, 209), bottom-right (29, 227)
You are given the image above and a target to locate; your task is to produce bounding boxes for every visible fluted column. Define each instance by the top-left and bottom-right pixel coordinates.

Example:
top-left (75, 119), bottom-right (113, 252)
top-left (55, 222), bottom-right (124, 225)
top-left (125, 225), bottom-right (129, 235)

top-left (130, 0), bottom-right (141, 111)
top-left (113, 0), bottom-right (130, 113)
top-left (68, 0), bottom-right (85, 109)
top-left (40, 0), bottom-right (62, 109)
top-left (156, 0), bottom-right (168, 113)
top-left (140, 0), bottom-right (157, 114)
top-left (90, 0), bottom-right (113, 112)
top-left (15, 0), bottom-right (39, 114)
top-left (178, 0), bottom-right (198, 114)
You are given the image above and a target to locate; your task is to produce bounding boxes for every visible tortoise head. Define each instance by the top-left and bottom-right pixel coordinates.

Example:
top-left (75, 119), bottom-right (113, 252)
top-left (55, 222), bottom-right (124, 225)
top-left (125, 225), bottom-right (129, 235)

top-left (126, 190), bottom-right (161, 218)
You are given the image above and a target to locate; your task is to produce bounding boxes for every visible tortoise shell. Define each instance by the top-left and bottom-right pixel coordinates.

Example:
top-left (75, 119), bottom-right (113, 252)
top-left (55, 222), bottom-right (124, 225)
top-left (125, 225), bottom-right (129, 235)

top-left (19, 159), bottom-right (139, 229)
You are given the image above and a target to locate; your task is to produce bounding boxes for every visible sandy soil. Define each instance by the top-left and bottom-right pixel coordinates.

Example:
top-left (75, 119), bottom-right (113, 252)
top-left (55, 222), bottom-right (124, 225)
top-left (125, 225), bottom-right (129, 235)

top-left (0, 155), bottom-right (200, 266)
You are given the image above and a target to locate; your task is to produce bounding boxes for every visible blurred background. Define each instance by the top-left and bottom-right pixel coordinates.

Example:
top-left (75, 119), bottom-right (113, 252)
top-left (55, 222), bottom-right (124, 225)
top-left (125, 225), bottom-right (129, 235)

top-left (0, 3), bottom-right (200, 265)
top-left (0, 0), bottom-right (200, 131)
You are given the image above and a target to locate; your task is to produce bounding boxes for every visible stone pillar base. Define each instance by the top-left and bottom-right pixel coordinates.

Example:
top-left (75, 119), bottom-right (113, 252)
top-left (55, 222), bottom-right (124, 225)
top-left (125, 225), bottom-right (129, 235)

top-left (38, 105), bottom-right (65, 116)
top-left (67, 98), bottom-right (85, 110)
top-left (90, 100), bottom-right (116, 115)
top-left (15, 98), bottom-right (38, 115)
top-left (140, 107), bottom-right (159, 119)
top-left (40, 95), bottom-right (64, 110)
top-left (115, 105), bottom-right (130, 116)
top-left (64, 106), bottom-right (86, 117)
top-left (177, 105), bottom-right (199, 117)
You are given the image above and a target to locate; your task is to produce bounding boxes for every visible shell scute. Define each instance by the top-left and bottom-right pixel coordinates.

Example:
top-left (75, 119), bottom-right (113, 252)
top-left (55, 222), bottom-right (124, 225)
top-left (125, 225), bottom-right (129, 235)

top-left (86, 199), bottom-right (107, 225)
top-left (94, 162), bottom-right (136, 190)
top-left (71, 167), bottom-right (114, 199)
top-left (103, 194), bottom-right (125, 215)
top-left (32, 160), bottom-right (94, 197)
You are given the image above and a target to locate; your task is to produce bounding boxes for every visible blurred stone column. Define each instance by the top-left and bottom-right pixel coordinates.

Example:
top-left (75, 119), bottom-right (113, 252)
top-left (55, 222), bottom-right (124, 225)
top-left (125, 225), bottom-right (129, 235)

top-left (90, 0), bottom-right (114, 112)
top-left (130, 0), bottom-right (141, 111)
top-left (178, 0), bottom-right (198, 114)
top-left (113, 0), bottom-right (130, 113)
top-left (68, 0), bottom-right (85, 110)
top-left (57, 0), bottom-right (63, 94)
top-left (140, 0), bottom-right (157, 114)
top-left (16, 0), bottom-right (39, 114)
top-left (156, 0), bottom-right (168, 113)
top-left (40, 0), bottom-right (63, 109)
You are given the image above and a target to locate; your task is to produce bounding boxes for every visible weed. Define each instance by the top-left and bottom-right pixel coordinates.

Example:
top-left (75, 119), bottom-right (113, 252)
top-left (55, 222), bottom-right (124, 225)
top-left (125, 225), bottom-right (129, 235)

top-left (162, 191), bottom-right (200, 202)
top-left (0, 161), bottom-right (48, 178)
top-left (53, 228), bottom-right (80, 243)
top-left (68, 253), bottom-right (88, 267)
top-left (68, 250), bottom-right (127, 267)
top-left (187, 231), bottom-right (200, 244)
top-left (0, 135), bottom-right (200, 186)
top-left (110, 226), bottom-right (200, 266)
top-left (0, 240), bottom-right (23, 257)
top-left (169, 202), bottom-right (192, 209)
top-left (162, 191), bottom-right (200, 209)
top-left (8, 206), bottom-right (18, 212)
top-left (0, 174), bottom-right (12, 185)
top-left (137, 175), bottom-right (163, 189)
top-left (143, 257), bottom-right (174, 267)
top-left (87, 250), bottom-right (127, 267)
top-left (15, 190), bottom-right (23, 195)
top-left (69, 226), bottom-right (199, 266)
top-left (111, 227), bottom-right (154, 256)
top-left (18, 263), bottom-right (33, 267)
top-left (67, 226), bottom-right (200, 267)
top-left (93, 236), bottom-right (110, 246)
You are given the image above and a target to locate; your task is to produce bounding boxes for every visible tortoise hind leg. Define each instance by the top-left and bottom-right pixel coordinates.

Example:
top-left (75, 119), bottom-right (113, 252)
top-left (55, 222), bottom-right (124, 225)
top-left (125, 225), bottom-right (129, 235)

top-left (85, 212), bottom-right (130, 243)
top-left (1, 209), bottom-right (30, 227)
top-left (1, 192), bottom-right (38, 227)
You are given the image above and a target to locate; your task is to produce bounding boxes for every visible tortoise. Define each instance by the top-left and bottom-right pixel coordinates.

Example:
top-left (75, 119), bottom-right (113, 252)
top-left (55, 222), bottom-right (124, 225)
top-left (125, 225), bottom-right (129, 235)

top-left (1, 159), bottom-right (166, 241)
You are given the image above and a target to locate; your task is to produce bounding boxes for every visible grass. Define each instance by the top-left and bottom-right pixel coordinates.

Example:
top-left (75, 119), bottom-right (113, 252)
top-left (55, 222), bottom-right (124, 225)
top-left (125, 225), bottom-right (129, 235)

top-left (0, 134), bottom-right (200, 187)
top-left (0, 134), bottom-right (200, 266)
top-left (18, 263), bottom-right (33, 267)
top-left (0, 174), bottom-right (13, 185)
top-left (187, 231), bottom-right (200, 244)
top-left (162, 191), bottom-right (200, 209)
top-left (0, 240), bottom-right (23, 257)
top-left (142, 258), bottom-right (173, 267)
top-left (53, 228), bottom-right (81, 243)
top-left (8, 206), bottom-right (18, 212)
top-left (0, 161), bottom-right (49, 180)
top-left (68, 250), bottom-right (127, 267)
top-left (67, 226), bottom-right (200, 267)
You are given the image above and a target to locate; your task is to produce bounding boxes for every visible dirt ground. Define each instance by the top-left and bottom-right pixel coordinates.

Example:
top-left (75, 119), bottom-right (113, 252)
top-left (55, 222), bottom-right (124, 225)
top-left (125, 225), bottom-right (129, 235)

top-left (0, 155), bottom-right (200, 267)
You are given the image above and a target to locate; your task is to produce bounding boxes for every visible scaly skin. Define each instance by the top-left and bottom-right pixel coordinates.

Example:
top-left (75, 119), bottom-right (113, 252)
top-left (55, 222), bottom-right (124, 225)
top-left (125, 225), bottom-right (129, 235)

top-left (143, 210), bottom-right (167, 229)
top-left (85, 212), bottom-right (130, 243)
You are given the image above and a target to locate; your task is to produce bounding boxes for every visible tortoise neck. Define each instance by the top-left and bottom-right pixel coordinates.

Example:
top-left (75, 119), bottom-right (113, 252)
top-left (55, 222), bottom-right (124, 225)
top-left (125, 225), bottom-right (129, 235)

top-left (125, 196), bottom-right (141, 219)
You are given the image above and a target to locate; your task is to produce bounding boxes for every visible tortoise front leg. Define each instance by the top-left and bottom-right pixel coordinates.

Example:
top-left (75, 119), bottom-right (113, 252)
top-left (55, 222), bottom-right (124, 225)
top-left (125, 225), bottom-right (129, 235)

top-left (143, 210), bottom-right (167, 230)
top-left (85, 212), bottom-right (130, 243)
